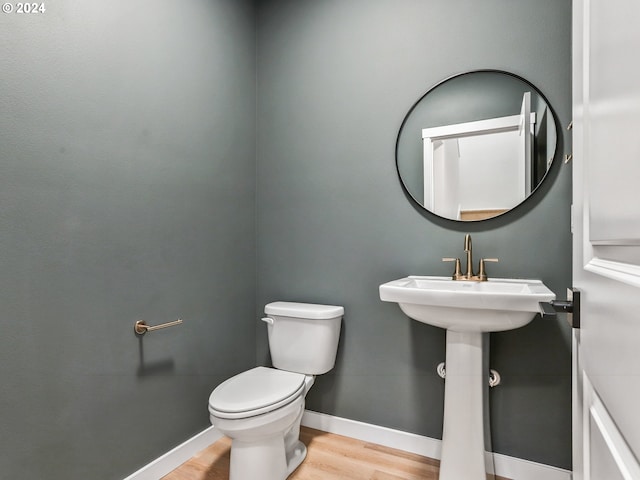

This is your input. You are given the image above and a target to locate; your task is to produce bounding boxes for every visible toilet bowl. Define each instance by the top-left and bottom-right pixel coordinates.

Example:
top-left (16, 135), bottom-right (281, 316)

top-left (209, 367), bottom-right (314, 480)
top-left (207, 302), bottom-right (343, 480)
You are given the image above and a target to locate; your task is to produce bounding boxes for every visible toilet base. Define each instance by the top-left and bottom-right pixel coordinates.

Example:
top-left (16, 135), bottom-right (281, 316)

top-left (285, 440), bottom-right (307, 476)
top-left (213, 395), bottom-right (307, 480)
top-left (228, 437), bottom-right (306, 480)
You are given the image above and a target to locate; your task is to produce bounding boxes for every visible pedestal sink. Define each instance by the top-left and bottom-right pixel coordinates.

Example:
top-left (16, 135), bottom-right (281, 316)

top-left (379, 275), bottom-right (555, 480)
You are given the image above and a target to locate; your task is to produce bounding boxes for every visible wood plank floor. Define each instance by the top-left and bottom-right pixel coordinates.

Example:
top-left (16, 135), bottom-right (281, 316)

top-left (162, 427), bottom-right (510, 480)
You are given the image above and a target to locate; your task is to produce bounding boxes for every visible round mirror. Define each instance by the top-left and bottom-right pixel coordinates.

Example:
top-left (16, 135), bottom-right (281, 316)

top-left (396, 70), bottom-right (558, 221)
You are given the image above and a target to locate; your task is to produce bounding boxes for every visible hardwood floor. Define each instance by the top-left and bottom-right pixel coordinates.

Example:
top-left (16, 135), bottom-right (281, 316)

top-left (162, 427), bottom-right (510, 480)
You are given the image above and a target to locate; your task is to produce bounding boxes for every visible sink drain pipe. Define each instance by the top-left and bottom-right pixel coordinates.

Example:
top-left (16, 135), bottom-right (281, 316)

top-left (436, 362), bottom-right (501, 387)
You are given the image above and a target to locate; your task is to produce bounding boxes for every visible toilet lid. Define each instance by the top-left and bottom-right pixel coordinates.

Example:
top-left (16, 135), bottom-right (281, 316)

top-left (209, 366), bottom-right (306, 416)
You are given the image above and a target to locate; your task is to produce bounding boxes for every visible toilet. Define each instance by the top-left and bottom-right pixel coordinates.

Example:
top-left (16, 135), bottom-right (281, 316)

top-left (208, 301), bottom-right (344, 480)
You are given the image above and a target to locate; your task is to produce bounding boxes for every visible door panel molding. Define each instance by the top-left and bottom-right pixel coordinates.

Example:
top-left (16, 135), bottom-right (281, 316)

top-left (583, 374), bottom-right (640, 480)
top-left (585, 258), bottom-right (640, 289)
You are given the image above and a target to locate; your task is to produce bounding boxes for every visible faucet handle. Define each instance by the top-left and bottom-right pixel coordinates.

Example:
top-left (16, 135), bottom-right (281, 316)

top-left (442, 257), bottom-right (463, 280)
top-left (477, 258), bottom-right (499, 281)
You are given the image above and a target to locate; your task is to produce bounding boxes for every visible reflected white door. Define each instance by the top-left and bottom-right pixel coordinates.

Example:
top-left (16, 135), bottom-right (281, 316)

top-left (518, 91), bottom-right (532, 197)
top-left (573, 0), bottom-right (640, 479)
top-left (422, 109), bottom-right (534, 220)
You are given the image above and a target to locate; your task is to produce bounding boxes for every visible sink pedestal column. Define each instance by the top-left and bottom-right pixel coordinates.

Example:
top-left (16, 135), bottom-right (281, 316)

top-left (439, 330), bottom-right (488, 480)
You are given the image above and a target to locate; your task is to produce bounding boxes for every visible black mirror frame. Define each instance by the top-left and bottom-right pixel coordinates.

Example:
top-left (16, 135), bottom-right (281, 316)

top-left (395, 69), bottom-right (561, 222)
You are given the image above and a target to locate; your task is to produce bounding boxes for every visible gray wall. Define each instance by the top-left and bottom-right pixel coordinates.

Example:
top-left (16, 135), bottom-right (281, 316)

top-left (0, 1), bottom-right (256, 478)
top-left (0, 1), bottom-right (573, 477)
top-left (256, 0), bottom-right (572, 470)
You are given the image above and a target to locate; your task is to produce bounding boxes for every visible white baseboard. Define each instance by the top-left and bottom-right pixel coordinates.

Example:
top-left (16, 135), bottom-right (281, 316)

top-left (301, 409), bottom-right (442, 459)
top-left (124, 410), bottom-right (572, 480)
top-left (301, 410), bottom-right (572, 480)
top-left (122, 426), bottom-right (222, 480)
top-left (492, 452), bottom-right (572, 480)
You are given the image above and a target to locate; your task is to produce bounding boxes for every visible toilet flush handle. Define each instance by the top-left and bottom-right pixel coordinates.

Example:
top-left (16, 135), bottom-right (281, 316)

top-left (261, 317), bottom-right (274, 325)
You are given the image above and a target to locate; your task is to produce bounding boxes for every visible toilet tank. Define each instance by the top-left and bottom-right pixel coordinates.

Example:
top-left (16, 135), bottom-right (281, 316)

top-left (264, 302), bottom-right (343, 375)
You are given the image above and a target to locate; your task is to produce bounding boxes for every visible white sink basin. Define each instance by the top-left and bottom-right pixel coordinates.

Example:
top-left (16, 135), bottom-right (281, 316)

top-left (379, 275), bottom-right (555, 332)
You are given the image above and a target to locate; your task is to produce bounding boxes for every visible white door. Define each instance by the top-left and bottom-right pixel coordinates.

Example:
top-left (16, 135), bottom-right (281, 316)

top-left (573, 0), bottom-right (640, 479)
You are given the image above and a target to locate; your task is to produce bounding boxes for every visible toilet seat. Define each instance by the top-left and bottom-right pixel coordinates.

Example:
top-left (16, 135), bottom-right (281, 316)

top-left (209, 366), bottom-right (306, 420)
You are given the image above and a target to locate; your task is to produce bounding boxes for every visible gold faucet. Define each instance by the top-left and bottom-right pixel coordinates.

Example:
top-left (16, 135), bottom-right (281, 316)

top-left (464, 233), bottom-right (474, 279)
top-left (442, 234), bottom-right (499, 281)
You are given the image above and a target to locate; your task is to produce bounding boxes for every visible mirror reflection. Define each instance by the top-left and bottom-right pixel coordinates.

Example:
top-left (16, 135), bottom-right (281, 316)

top-left (396, 71), bottom-right (557, 221)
